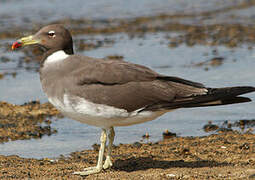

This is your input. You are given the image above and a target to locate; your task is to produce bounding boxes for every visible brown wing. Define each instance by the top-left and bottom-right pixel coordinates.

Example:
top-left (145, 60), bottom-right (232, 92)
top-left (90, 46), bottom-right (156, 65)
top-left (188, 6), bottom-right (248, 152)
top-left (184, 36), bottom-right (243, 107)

top-left (64, 55), bottom-right (208, 112)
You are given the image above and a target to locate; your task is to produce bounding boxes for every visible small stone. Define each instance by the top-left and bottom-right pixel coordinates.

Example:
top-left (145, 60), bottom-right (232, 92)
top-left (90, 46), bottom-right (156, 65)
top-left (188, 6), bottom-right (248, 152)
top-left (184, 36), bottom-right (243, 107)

top-left (183, 175), bottom-right (190, 179)
top-left (163, 129), bottom-right (176, 139)
top-left (92, 143), bottom-right (100, 151)
top-left (203, 121), bottom-right (219, 132)
top-left (106, 55), bottom-right (124, 60)
top-left (166, 174), bottom-right (176, 177)
top-left (49, 159), bottom-right (57, 163)
top-left (249, 174), bottom-right (255, 179)
top-left (142, 132), bottom-right (150, 139)
top-left (181, 148), bottom-right (190, 155)
top-left (132, 142), bottom-right (142, 148)
top-left (209, 57), bottom-right (224, 67)
top-left (239, 143), bottom-right (250, 150)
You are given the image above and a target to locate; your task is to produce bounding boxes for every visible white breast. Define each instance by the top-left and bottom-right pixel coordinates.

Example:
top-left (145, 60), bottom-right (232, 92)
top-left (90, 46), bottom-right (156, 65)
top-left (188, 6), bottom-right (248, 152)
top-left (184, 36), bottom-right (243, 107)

top-left (45, 50), bottom-right (69, 65)
top-left (48, 94), bottom-right (168, 128)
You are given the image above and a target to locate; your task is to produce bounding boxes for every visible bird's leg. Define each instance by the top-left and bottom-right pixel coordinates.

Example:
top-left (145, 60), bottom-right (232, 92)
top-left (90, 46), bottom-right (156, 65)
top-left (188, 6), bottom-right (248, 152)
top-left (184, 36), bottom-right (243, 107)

top-left (73, 128), bottom-right (107, 176)
top-left (103, 127), bottom-right (115, 169)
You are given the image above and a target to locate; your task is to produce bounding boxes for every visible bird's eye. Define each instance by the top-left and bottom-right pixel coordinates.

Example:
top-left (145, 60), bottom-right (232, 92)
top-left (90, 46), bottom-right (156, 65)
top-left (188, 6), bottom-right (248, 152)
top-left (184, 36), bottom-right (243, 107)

top-left (48, 30), bottom-right (56, 37)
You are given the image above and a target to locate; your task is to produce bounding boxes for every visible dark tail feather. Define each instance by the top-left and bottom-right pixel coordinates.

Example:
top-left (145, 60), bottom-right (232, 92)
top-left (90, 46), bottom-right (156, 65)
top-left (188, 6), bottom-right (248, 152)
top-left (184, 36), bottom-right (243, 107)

top-left (183, 96), bottom-right (251, 108)
top-left (207, 86), bottom-right (255, 98)
top-left (143, 86), bottom-right (255, 111)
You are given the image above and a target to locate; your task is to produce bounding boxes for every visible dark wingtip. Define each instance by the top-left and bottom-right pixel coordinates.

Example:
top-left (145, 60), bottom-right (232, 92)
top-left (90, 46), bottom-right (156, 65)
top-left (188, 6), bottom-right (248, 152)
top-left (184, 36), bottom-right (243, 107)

top-left (208, 86), bottom-right (255, 97)
top-left (221, 96), bottom-right (252, 105)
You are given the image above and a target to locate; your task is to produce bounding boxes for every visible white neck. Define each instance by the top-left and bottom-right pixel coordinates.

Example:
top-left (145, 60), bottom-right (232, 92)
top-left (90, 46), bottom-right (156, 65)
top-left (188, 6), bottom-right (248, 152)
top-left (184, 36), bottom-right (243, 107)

top-left (45, 50), bottom-right (69, 64)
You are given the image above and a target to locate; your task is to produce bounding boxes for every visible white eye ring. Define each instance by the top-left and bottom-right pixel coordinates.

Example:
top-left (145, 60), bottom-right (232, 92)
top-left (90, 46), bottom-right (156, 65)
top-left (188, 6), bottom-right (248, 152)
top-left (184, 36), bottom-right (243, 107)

top-left (48, 30), bottom-right (56, 37)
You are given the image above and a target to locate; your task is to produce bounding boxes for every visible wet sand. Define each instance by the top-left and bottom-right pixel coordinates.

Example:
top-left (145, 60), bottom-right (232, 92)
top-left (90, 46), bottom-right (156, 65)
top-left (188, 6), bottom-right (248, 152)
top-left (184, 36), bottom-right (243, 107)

top-left (0, 101), bottom-right (60, 143)
top-left (0, 131), bottom-right (255, 179)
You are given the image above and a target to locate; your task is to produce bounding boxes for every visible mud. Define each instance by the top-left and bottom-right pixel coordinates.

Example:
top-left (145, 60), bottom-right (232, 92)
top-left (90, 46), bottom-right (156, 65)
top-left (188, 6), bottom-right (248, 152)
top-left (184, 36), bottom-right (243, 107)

top-left (0, 101), bottom-right (60, 143)
top-left (203, 119), bottom-right (255, 133)
top-left (0, 131), bottom-right (255, 179)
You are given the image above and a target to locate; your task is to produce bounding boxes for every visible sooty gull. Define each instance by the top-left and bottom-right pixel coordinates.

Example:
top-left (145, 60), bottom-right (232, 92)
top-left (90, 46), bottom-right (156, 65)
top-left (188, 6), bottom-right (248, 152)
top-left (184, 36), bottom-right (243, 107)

top-left (12, 24), bottom-right (255, 175)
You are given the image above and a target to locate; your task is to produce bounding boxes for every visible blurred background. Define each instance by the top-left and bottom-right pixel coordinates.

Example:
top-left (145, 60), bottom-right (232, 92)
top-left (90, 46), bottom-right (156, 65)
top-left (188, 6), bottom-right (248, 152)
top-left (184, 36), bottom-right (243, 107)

top-left (0, 0), bottom-right (255, 158)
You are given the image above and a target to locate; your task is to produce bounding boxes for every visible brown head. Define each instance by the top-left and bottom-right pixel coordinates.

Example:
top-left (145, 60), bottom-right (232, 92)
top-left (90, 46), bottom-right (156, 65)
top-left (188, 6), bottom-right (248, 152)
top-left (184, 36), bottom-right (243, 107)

top-left (12, 24), bottom-right (74, 56)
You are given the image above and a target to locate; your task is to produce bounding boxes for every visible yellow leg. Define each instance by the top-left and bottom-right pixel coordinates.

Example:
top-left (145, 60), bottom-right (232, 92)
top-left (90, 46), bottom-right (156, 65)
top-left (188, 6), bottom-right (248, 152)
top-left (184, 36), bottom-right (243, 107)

top-left (103, 127), bottom-right (115, 169)
top-left (73, 128), bottom-right (107, 176)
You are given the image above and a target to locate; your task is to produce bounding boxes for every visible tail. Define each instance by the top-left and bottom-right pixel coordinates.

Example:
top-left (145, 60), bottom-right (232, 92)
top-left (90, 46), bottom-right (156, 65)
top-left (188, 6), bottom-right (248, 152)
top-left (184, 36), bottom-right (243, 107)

top-left (182, 86), bottom-right (255, 108)
top-left (143, 86), bottom-right (255, 111)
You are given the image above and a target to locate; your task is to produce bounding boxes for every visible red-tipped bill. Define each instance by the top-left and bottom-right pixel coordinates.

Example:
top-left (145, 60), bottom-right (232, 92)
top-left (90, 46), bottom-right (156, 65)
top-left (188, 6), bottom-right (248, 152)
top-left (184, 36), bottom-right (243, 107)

top-left (12, 41), bottom-right (22, 50)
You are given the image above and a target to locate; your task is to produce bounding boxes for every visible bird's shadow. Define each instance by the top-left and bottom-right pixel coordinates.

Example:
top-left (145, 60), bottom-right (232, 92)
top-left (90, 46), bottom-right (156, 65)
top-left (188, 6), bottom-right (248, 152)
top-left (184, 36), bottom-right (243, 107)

top-left (112, 157), bottom-right (231, 172)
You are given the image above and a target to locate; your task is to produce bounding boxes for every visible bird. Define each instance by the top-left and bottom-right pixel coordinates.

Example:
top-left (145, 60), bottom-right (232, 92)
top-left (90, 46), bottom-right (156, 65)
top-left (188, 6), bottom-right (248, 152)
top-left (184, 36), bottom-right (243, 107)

top-left (12, 24), bottom-right (255, 175)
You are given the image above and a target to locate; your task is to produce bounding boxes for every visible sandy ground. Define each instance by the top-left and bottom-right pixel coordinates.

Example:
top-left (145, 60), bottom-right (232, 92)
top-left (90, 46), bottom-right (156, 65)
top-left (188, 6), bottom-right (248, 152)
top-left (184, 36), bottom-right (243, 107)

top-left (0, 101), bottom-right (60, 143)
top-left (0, 131), bottom-right (255, 179)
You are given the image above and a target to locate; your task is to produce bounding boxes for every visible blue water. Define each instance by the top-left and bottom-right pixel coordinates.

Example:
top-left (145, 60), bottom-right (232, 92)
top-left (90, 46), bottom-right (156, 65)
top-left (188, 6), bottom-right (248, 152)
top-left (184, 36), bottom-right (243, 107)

top-left (0, 0), bottom-right (253, 32)
top-left (0, 0), bottom-right (246, 24)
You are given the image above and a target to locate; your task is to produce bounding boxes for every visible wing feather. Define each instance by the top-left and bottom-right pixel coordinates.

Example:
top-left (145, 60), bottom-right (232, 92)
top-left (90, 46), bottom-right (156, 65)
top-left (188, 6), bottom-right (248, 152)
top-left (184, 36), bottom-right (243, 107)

top-left (64, 56), bottom-right (207, 112)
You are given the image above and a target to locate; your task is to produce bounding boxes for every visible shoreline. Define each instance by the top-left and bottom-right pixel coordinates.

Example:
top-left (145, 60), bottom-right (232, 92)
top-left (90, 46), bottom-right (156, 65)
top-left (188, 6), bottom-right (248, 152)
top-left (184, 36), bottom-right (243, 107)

top-left (1, 131), bottom-right (255, 179)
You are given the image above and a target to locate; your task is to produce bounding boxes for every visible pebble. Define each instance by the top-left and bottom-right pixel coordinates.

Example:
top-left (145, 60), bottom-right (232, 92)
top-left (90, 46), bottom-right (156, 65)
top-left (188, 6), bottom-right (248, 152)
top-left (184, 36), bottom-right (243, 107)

top-left (166, 173), bottom-right (176, 177)
top-left (162, 129), bottom-right (176, 139)
top-left (203, 122), bottom-right (219, 132)
top-left (142, 132), bottom-right (150, 139)
top-left (249, 174), bottom-right (255, 179)
top-left (132, 142), bottom-right (142, 148)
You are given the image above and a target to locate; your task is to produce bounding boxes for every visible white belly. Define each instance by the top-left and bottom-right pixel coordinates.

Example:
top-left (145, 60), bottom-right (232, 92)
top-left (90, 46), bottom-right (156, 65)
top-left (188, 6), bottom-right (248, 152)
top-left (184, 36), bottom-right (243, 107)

top-left (48, 94), bottom-right (168, 128)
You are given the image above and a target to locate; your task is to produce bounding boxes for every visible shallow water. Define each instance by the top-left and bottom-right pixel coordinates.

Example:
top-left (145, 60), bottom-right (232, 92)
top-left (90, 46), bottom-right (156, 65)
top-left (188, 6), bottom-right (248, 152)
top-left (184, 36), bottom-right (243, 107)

top-left (1, 33), bottom-right (255, 158)
top-left (0, 0), bottom-right (254, 32)
top-left (0, 0), bottom-right (246, 23)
